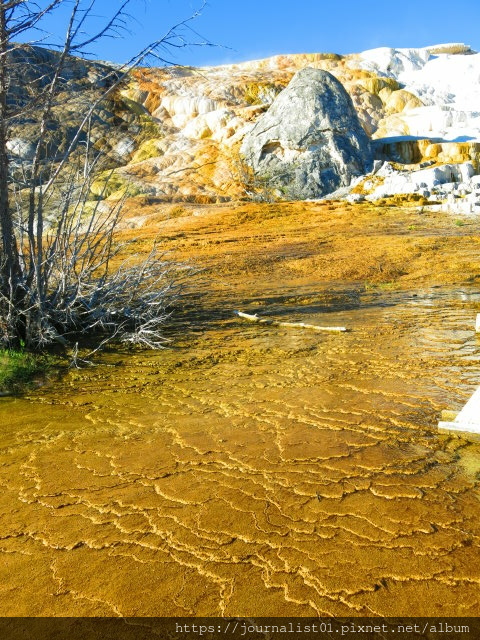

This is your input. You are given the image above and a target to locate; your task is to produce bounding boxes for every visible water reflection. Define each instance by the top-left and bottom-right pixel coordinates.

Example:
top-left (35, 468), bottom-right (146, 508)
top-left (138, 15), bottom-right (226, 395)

top-left (0, 286), bottom-right (479, 616)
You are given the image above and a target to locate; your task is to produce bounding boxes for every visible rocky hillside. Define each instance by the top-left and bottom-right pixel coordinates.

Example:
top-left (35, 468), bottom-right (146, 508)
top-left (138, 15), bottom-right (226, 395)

top-left (8, 42), bottom-right (480, 212)
top-left (7, 46), bottom-right (138, 171)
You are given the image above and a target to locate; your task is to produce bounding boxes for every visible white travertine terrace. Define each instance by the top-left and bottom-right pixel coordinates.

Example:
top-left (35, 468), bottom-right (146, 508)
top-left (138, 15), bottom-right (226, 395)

top-left (438, 387), bottom-right (480, 434)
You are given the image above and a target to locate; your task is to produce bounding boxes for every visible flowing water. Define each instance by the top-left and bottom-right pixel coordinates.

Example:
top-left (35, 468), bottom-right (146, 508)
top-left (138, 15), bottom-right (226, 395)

top-left (1, 282), bottom-right (479, 617)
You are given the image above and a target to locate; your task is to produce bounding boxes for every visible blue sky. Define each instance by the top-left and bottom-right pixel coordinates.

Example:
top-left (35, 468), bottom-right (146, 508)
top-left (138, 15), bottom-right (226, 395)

top-left (23, 0), bottom-right (480, 66)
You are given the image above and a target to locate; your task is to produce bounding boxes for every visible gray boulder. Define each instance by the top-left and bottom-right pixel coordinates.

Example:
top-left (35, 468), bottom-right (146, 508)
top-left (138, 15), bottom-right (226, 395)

top-left (240, 67), bottom-right (373, 199)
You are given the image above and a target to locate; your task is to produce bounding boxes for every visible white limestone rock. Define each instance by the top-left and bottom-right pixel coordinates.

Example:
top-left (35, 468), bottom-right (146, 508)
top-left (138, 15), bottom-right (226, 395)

top-left (346, 193), bottom-right (365, 203)
top-left (183, 109), bottom-right (236, 141)
top-left (7, 137), bottom-right (36, 160)
top-left (367, 162), bottom-right (478, 201)
top-left (114, 137), bottom-right (136, 158)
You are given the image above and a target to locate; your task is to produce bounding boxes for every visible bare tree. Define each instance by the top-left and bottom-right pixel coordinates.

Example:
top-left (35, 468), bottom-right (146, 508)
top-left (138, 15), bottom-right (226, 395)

top-left (0, 0), bottom-right (207, 351)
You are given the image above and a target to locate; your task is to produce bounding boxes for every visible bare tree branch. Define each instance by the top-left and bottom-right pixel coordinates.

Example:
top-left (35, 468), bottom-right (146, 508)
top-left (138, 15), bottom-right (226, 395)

top-left (0, 0), bottom-right (209, 351)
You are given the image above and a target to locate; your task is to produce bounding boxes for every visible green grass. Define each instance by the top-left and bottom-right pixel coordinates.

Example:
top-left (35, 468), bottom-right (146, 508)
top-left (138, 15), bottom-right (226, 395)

top-left (0, 349), bottom-right (49, 394)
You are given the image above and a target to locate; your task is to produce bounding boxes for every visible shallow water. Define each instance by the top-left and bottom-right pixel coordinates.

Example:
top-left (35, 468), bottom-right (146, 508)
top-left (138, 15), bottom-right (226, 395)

top-left (0, 285), bottom-right (479, 616)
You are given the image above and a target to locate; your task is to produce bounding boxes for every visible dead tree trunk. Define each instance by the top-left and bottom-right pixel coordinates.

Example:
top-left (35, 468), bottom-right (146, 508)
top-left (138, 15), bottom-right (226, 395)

top-left (0, 1), bottom-right (23, 343)
top-left (0, 0), bottom-right (210, 350)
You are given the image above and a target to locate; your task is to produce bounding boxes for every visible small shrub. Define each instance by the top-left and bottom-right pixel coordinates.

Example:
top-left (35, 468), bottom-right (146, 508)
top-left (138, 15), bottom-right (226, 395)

top-left (167, 204), bottom-right (188, 218)
top-left (0, 349), bottom-right (48, 393)
top-left (231, 154), bottom-right (278, 203)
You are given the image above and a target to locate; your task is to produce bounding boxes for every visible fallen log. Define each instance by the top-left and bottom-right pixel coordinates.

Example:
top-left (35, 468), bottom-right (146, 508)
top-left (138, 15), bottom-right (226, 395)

top-left (234, 310), bottom-right (348, 332)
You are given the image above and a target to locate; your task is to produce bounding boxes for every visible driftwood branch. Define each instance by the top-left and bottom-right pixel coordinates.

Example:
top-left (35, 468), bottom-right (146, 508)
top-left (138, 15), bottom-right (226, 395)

top-left (234, 311), bottom-right (348, 333)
